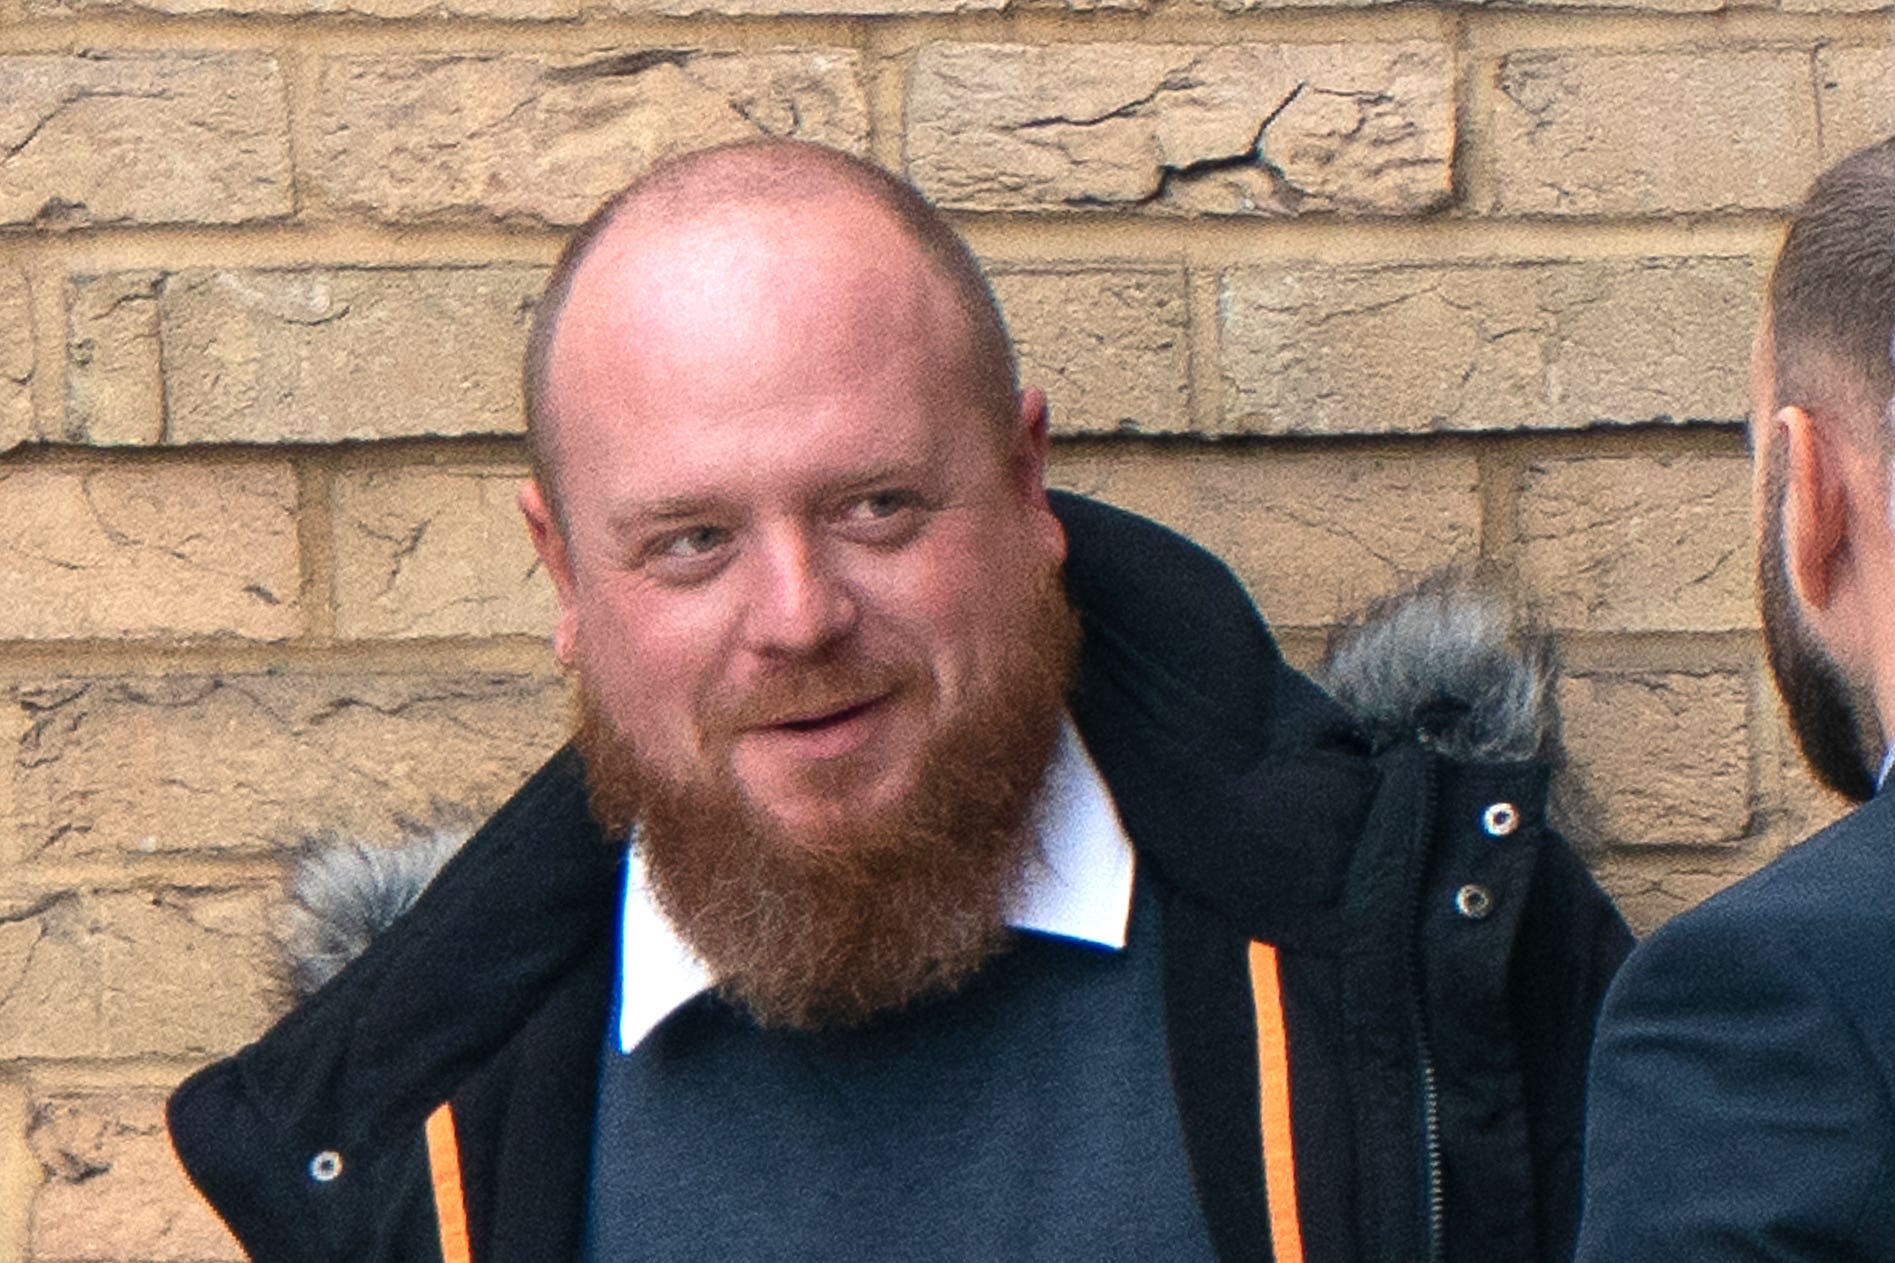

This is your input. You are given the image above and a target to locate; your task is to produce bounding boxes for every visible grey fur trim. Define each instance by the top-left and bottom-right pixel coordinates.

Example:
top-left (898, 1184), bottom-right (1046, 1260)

top-left (1320, 573), bottom-right (1555, 763)
top-left (281, 830), bottom-right (468, 999)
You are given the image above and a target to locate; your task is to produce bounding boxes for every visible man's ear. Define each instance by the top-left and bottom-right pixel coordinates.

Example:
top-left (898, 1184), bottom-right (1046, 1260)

top-left (1779, 404), bottom-right (1850, 612)
top-left (1012, 385), bottom-right (1066, 561)
top-left (1013, 386), bottom-right (1051, 487)
top-left (519, 478), bottom-right (580, 667)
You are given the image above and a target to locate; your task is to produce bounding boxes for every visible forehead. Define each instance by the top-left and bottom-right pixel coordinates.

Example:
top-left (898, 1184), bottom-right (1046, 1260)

top-left (541, 198), bottom-right (998, 508)
top-left (555, 200), bottom-right (971, 397)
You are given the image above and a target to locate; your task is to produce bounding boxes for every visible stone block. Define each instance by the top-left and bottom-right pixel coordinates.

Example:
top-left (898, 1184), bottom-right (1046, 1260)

top-left (1559, 670), bottom-right (1751, 847)
top-left (0, 887), bottom-right (277, 1060)
top-left (990, 266), bottom-right (1191, 435)
top-left (6, 673), bottom-right (567, 861)
top-left (160, 267), bottom-right (543, 444)
top-left (64, 272), bottom-right (164, 446)
top-left (1817, 47), bottom-right (1895, 163)
top-left (1220, 256), bottom-right (1759, 434)
top-left (31, 0), bottom-right (554, 14)
top-left (1589, 850), bottom-right (1764, 938)
top-left (906, 41), bottom-right (1451, 215)
top-left (334, 468), bottom-right (557, 638)
top-left (1489, 50), bottom-right (1818, 216)
top-left (1517, 455), bottom-right (1753, 632)
top-left (0, 53), bottom-right (291, 228)
top-left (0, 264), bottom-right (33, 451)
top-left (311, 50), bottom-right (868, 225)
top-left (1050, 445), bottom-right (1479, 628)
top-left (29, 1091), bottom-right (242, 1262)
top-left (0, 464), bottom-right (301, 640)
top-left (610, 0), bottom-right (999, 15)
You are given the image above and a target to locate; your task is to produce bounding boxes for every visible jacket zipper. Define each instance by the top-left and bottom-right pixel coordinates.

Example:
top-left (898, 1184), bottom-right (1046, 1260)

top-left (1418, 1038), bottom-right (1445, 1263)
top-left (1410, 763), bottom-right (1446, 1263)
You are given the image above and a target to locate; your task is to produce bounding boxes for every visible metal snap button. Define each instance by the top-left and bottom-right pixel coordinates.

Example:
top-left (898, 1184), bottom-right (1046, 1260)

top-left (1481, 802), bottom-right (1520, 838)
top-left (1455, 884), bottom-right (1494, 920)
top-left (309, 1150), bottom-right (344, 1183)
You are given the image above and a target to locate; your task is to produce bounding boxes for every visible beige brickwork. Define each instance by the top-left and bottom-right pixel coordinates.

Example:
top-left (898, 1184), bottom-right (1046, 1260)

top-left (0, 1), bottom-right (1883, 1254)
top-left (1558, 670), bottom-right (1752, 848)
top-left (908, 42), bottom-right (1452, 216)
top-left (311, 51), bottom-right (870, 226)
top-left (0, 54), bottom-right (291, 229)
top-left (63, 275), bottom-right (163, 448)
top-left (0, 268), bottom-right (32, 453)
top-left (1050, 445), bottom-right (1481, 628)
top-left (5, 674), bottom-right (566, 862)
top-left (1486, 49), bottom-right (1819, 217)
top-left (0, 464), bottom-right (301, 641)
top-left (1220, 256), bottom-right (1760, 435)
top-left (159, 267), bottom-right (543, 444)
top-left (1516, 454), bottom-right (1754, 632)
top-left (28, 1093), bottom-right (241, 1262)
top-left (993, 266), bottom-right (1193, 436)
top-left (1818, 47), bottom-right (1895, 163)
top-left (332, 468), bottom-right (558, 637)
top-left (0, 888), bottom-right (276, 1062)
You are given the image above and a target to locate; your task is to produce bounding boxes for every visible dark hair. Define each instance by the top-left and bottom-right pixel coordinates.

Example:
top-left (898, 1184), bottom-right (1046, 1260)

top-left (1767, 135), bottom-right (1895, 451)
top-left (522, 140), bottom-right (1019, 513)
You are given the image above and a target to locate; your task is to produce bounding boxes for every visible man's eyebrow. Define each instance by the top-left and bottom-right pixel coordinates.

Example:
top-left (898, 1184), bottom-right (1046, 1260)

top-left (604, 497), bottom-right (723, 536)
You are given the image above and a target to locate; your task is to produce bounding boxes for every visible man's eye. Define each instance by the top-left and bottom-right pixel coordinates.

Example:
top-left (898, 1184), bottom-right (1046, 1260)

top-left (846, 491), bottom-right (915, 521)
top-left (655, 525), bottom-right (729, 560)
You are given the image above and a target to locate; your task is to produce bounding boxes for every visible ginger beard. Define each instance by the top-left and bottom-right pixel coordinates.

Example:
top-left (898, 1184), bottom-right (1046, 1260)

top-left (575, 566), bottom-right (1082, 1031)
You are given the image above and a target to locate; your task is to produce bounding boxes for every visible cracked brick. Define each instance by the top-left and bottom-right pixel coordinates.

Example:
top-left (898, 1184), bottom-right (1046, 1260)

top-left (990, 266), bottom-right (1191, 435)
top-left (0, 264), bottom-right (33, 451)
top-left (6, 674), bottom-right (567, 860)
top-left (1220, 256), bottom-right (1759, 435)
top-left (310, 51), bottom-right (868, 225)
top-left (906, 41), bottom-right (1450, 215)
top-left (29, 1090), bottom-right (243, 1261)
top-left (0, 464), bottom-right (301, 640)
top-left (1817, 47), bottom-right (1895, 163)
top-left (1488, 50), bottom-right (1817, 216)
top-left (1560, 671), bottom-right (1751, 849)
top-left (159, 267), bottom-right (545, 444)
top-left (31, 0), bottom-right (554, 14)
top-left (334, 468), bottom-right (558, 638)
top-left (1517, 455), bottom-right (1753, 633)
top-left (1049, 444), bottom-right (1477, 627)
top-left (64, 273), bottom-right (164, 447)
top-left (0, 888), bottom-right (275, 1059)
top-left (1591, 849), bottom-right (1771, 937)
top-left (0, 53), bottom-right (291, 228)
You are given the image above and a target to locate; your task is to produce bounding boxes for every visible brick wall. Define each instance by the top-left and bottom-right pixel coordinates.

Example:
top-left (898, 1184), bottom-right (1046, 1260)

top-left (0, 1), bottom-right (1883, 1256)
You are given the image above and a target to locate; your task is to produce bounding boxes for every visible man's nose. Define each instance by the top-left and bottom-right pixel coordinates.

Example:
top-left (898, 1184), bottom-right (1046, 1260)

top-left (742, 529), bottom-right (858, 657)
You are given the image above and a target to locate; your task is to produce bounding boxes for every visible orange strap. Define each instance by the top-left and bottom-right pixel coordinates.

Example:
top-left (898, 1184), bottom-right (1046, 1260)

top-left (425, 1103), bottom-right (473, 1263)
top-left (1248, 941), bottom-right (1305, 1263)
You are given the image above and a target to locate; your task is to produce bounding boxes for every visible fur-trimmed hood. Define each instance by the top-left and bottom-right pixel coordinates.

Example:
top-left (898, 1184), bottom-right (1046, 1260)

top-left (279, 573), bottom-right (1557, 999)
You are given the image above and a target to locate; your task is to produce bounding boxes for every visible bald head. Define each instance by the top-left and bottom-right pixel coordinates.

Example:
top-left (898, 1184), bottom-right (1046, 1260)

top-left (524, 141), bottom-right (1019, 515)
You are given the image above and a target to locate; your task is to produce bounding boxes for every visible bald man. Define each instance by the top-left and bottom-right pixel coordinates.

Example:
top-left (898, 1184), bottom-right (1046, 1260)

top-left (168, 142), bottom-right (1628, 1263)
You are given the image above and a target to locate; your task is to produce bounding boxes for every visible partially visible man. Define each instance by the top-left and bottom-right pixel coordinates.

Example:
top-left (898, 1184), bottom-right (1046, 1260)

top-left (168, 140), bottom-right (1628, 1263)
top-left (1579, 136), bottom-right (1895, 1259)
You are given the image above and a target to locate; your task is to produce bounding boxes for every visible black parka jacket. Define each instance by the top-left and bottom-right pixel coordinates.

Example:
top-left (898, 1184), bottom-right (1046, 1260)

top-left (169, 494), bottom-right (1633, 1263)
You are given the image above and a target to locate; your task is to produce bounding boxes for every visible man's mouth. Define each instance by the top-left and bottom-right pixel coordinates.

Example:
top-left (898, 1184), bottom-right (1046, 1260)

top-left (768, 695), bottom-right (888, 734)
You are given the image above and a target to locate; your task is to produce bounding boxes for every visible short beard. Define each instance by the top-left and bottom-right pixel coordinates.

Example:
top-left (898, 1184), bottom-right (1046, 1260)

top-left (1759, 445), bottom-right (1880, 803)
top-left (575, 568), bottom-right (1082, 1031)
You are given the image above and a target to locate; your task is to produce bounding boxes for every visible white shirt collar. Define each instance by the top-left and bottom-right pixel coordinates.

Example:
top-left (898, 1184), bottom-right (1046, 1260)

top-left (613, 718), bottom-right (1135, 1054)
top-left (1879, 745), bottom-right (1894, 794)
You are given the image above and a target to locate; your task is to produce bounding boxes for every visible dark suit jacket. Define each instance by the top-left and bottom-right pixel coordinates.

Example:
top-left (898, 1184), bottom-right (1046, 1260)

top-left (1578, 788), bottom-right (1895, 1261)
